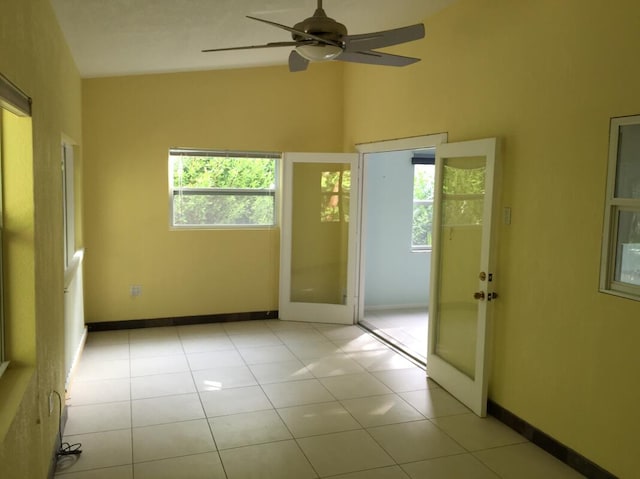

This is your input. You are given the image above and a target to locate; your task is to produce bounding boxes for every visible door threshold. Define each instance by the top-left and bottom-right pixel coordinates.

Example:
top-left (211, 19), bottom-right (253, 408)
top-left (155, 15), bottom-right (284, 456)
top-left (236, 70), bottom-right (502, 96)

top-left (358, 320), bottom-right (426, 369)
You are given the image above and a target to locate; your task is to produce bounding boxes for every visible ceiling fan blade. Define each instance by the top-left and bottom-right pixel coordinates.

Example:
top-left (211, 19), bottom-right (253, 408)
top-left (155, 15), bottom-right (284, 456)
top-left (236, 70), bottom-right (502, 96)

top-left (202, 41), bottom-right (300, 53)
top-left (289, 50), bottom-right (310, 72)
top-left (246, 15), bottom-right (341, 47)
top-left (344, 24), bottom-right (425, 52)
top-left (337, 50), bottom-right (421, 67)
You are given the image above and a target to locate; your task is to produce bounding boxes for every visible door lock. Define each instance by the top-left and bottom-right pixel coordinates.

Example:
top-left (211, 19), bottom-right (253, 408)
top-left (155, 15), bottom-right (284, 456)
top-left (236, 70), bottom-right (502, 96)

top-left (474, 291), bottom-right (498, 301)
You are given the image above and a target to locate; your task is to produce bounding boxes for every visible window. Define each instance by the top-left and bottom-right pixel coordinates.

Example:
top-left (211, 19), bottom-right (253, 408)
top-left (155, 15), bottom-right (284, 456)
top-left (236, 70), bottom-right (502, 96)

top-left (0, 72), bottom-right (33, 377)
top-left (0, 113), bottom-right (5, 376)
top-left (62, 142), bottom-right (76, 267)
top-left (412, 152), bottom-right (436, 250)
top-left (601, 114), bottom-right (640, 300)
top-left (169, 149), bottom-right (279, 228)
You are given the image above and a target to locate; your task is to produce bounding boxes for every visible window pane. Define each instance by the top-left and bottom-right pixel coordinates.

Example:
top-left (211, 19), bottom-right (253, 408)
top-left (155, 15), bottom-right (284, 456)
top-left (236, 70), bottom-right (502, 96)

top-left (172, 156), bottom-right (275, 190)
top-left (413, 164), bottom-right (435, 200)
top-left (614, 209), bottom-right (640, 286)
top-left (412, 164), bottom-right (435, 249)
top-left (173, 194), bottom-right (274, 226)
top-left (291, 162), bottom-right (350, 304)
top-left (169, 151), bottom-right (278, 227)
top-left (412, 202), bottom-right (433, 247)
top-left (615, 124), bottom-right (640, 199)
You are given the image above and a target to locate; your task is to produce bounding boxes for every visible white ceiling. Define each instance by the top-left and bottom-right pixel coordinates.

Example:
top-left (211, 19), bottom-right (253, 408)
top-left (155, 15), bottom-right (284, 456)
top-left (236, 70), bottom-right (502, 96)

top-left (50, 0), bottom-right (456, 78)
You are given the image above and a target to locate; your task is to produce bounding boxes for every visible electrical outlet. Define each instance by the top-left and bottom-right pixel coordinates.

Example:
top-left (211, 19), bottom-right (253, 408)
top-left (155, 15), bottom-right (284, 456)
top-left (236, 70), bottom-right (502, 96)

top-left (130, 285), bottom-right (142, 297)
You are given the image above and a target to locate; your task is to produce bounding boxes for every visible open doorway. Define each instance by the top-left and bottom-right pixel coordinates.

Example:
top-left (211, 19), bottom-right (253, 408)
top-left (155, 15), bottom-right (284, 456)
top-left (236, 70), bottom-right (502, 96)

top-left (356, 134), bottom-right (447, 363)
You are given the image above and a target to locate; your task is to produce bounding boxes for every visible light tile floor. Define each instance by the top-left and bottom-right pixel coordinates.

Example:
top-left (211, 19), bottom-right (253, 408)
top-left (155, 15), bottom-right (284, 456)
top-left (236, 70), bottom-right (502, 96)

top-left (361, 308), bottom-right (428, 363)
top-left (56, 320), bottom-right (584, 479)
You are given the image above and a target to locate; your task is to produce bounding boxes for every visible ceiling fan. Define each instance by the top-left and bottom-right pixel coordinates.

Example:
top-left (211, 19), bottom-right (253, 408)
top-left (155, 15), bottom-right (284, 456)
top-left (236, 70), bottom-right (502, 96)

top-left (202, 0), bottom-right (426, 72)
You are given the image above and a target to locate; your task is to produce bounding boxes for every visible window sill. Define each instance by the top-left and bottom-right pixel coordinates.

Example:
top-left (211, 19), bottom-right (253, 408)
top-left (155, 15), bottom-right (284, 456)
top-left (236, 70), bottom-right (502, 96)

top-left (599, 288), bottom-right (640, 303)
top-left (0, 365), bottom-right (35, 444)
top-left (170, 225), bottom-right (278, 231)
top-left (64, 248), bottom-right (84, 290)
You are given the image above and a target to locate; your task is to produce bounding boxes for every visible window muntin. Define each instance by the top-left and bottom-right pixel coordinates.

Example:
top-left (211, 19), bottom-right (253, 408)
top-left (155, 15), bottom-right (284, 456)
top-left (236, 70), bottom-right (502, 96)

top-left (169, 149), bottom-right (279, 228)
top-left (412, 159), bottom-right (435, 250)
top-left (601, 115), bottom-right (640, 299)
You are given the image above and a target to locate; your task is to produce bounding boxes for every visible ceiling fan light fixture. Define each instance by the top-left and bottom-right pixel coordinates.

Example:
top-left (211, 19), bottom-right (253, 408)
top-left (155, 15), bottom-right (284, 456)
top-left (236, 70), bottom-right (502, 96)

top-left (296, 44), bottom-right (343, 62)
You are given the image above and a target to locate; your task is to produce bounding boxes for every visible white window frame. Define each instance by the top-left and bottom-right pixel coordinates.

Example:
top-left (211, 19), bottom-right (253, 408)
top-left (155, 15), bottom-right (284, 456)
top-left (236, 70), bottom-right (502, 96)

top-left (600, 114), bottom-right (640, 300)
top-left (168, 149), bottom-right (280, 229)
top-left (62, 142), bottom-right (76, 267)
top-left (0, 114), bottom-right (5, 377)
top-left (0, 73), bottom-right (32, 376)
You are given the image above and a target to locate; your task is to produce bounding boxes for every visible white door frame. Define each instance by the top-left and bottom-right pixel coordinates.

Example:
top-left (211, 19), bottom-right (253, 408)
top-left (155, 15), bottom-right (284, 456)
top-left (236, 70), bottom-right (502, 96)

top-left (279, 152), bottom-right (360, 324)
top-left (355, 134), bottom-right (448, 323)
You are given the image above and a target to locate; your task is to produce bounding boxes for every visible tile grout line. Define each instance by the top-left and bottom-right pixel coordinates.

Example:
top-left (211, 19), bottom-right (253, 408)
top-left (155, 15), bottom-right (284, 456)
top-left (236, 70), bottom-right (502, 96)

top-left (284, 323), bottom-right (414, 477)
top-left (69, 322), bottom-right (566, 479)
top-left (179, 326), bottom-right (231, 479)
top-left (262, 321), bottom-right (378, 477)
top-left (237, 328), bottom-right (323, 479)
top-left (127, 330), bottom-right (135, 477)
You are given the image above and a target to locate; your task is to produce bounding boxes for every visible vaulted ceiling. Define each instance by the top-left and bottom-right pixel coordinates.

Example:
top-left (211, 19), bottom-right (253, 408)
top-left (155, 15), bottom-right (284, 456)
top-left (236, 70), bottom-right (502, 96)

top-left (50, 0), bottom-right (456, 78)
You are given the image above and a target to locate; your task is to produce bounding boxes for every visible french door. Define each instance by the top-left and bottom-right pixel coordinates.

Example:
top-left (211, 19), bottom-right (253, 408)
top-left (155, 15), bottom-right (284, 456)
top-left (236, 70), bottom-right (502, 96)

top-left (427, 138), bottom-right (500, 417)
top-left (279, 152), bottom-right (359, 324)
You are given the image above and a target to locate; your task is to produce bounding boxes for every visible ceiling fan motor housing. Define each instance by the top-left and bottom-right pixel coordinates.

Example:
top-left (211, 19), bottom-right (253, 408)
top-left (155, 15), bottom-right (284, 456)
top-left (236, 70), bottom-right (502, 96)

top-left (292, 9), bottom-right (347, 45)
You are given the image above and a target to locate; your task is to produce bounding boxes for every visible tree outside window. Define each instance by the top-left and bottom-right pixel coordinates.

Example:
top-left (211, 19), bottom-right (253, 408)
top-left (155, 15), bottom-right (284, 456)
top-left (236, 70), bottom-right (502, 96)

top-left (169, 150), bottom-right (278, 228)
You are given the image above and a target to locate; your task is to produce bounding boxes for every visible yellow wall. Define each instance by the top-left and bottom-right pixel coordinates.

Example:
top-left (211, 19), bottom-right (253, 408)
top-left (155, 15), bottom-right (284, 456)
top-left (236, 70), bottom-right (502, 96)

top-left (4, 0), bottom-right (631, 476)
top-left (82, 64), bottom-right (344, 323)
top-left (0, 0), bottom-right (83, 477)
top-left (343, 0), bottom-right (640, 476)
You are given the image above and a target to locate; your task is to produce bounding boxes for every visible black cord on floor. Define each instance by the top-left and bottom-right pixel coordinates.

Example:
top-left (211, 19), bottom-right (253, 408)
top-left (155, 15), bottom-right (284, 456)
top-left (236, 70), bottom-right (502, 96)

top-left (52, 390), bottom-right (83, 462)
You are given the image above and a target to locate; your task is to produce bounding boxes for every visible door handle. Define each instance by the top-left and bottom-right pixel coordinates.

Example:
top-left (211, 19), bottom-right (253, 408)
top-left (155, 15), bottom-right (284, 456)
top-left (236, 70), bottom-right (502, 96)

top-left (474, 291), bottom-right (498, 301)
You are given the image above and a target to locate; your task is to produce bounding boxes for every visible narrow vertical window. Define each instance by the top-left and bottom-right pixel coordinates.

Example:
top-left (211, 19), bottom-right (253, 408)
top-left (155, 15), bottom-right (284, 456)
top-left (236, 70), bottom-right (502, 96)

top-left (62, 143), bottom-right (76, 267)
top-left (412, 151), bottom-right (436, 251)
top-left (0, 72), bottom-right (32, 376)
top-left (0, 111), bottom-right (5, 376)
top-left (601, 114), bottom-right (640, 299)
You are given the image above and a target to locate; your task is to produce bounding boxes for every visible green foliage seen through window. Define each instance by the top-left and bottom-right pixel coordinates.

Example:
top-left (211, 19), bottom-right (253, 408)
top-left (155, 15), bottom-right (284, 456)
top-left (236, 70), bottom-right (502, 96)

top-left (170, 153), bottom-right (277, 227)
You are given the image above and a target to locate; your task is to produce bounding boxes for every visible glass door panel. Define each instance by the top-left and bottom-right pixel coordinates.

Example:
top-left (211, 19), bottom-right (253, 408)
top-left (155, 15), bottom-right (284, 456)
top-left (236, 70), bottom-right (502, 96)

top-left (435, 156), bottom-right (486, 379)
top-left (280, 153), bottom-right (359, 324)
top-left (290, 162), bottom-right (350, 305)
top-left (427, 138), bottom-right (499, 417)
